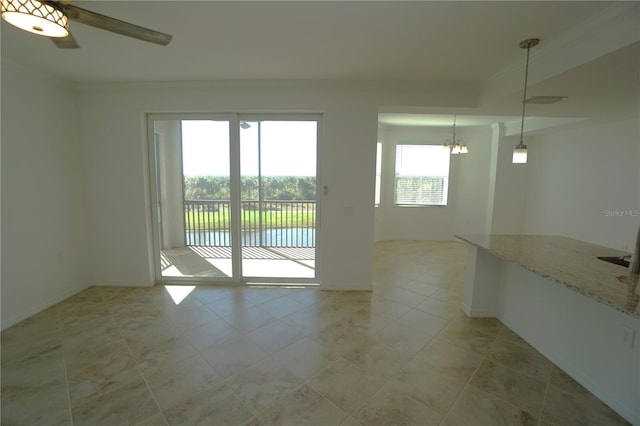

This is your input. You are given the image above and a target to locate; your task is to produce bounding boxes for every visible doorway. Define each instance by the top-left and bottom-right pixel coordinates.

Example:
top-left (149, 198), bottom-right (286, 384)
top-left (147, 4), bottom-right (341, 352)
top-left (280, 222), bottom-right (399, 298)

top-left (147, 114), bottom-right (320, 285)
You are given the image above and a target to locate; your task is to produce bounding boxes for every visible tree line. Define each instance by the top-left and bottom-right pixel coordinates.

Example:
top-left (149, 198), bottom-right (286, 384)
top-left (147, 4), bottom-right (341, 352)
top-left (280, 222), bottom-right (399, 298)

top-left (184, 176), bottom-right (316, 201)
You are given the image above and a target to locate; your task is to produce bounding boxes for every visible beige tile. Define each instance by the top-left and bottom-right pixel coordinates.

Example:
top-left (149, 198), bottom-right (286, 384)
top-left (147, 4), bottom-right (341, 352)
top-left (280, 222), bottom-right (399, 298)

top-left (192, 286), bottom-right (241, 304)
top-left (430, 286), bottom-right (464, 305)
top-left (134, 412), bottom-right (169, 426)
top-left (254, 383), bottom-right (347, 425)
top-left (67, 348), bottom-right (141, 407)
top-left (60, 286), bottom-right (105, 304)
top-left (415, 297), bottom-right (464, 320)
top-left (340, 338), bottom-right (414, 380)
top-left (269, 337), bottom-right (335, 380)
top-left (143, 354), bottom-right (224, 409)
top-left (256, 295), bottom-right (306, 318)
top-left (134, 334), bottom-right (198, 373)
top-left (397, 308), bottom-right (450, 336)
top-left (110, 301), bottom-right (173, 321)
top-left (162, 382), bottom-right (253, 426)
top-left (71, 379), bottom-right (159, 426)
top-left (496, 325), bottom-right (532, 347)
top-left (442, 385), bottom-right (537, 426)
top-left (388, 366), bottom-right (466, 414)
top-left (311, 322), bottom-right (376, 359)
top-left (63, 333), bottom-right (130, 372)
top-left (449, 316), bottom-right (503, 336)
top-left (340, 416), bottom-right (363, 426)
top-left (353, 383), bottom-right (443, 426)
top-left (488, 337), bottom-right (552, 382)
top-left (118, 316), bottom-right (182, 353)
top-left (1, 344), bottom-right (65, 387)
top-left (1, 379), bottom-right (70, 425)
top-left (58, 301), bottom-right (111, 320)
top-left (222, 305), bottom-right (279, 333)
top-left (1, 311), bottom-right (61, 365)
top-left (243, 288), bottom-right (287, 305)
top-left (283, 288), bottom-right (321, 306)
top-left (2, 241), bottom-right (630, 426)
top-left (181, 316), bottom-right (240, 352)
top-left (375, 286), bottom-right (427, 307)
top-left (162, 303), bottom-right (220, 332)
top-left (368, 295), bottom-right (413, 318)
top-left (199, 334), bottom-right (270, 378)
top-left (244, 319), bottom-right (308, 354)
top-left (374, 321), bottom-right (433, 355)
top-left (205, 293), bottom-right (255, 317)
top-left (307, 357), bottom-right (384, 414)
top-left (436, 319), bottom-right (495, 354)
top-left (470, 359), bottom-right (546, 416)
top-left (59, 314), bottom-right (118, 340)
top-left (406, 338), bottom-right (485, 382)
top-left (542, 380), bottom-right (631, 425)
top-left (396, 280), bottom-right (441, 297)
top-left (548, 365), bottom-right (590, 396)
top-left (226, 356), bottom-right (303, 413)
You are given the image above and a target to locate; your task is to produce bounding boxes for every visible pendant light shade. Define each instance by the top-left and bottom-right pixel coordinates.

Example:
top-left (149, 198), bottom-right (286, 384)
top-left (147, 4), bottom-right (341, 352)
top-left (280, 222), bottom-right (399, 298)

top-left (512, 145), bottom-right (528, 163)
top-left (513, 38), bottom-right (539, 164)
top-left (1, 0), bottom-right (69, 38)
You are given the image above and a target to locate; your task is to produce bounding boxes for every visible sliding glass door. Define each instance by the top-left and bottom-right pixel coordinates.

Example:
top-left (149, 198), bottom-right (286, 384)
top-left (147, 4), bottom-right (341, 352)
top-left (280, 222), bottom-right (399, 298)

top-left (239, 119), bottom-right (317, 279)
top-left (147, 114), bottom-right (320, 284)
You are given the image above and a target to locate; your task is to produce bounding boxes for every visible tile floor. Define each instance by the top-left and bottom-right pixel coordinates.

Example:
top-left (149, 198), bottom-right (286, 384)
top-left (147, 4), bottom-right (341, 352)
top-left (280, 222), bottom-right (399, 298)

top-left (1, 241), bottom-right (631, 425)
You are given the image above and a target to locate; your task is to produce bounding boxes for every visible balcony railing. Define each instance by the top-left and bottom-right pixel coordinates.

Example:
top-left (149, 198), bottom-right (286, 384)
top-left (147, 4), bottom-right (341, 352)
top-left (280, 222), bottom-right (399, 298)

top-left (184, 200), bottom-right (316, 248)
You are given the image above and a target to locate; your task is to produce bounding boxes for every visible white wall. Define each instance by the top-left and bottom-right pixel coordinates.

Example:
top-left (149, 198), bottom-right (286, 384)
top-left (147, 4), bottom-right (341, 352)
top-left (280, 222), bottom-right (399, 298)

top-left (77, 85), bottom-right (386, 289)
top-left (454, 126), bottom-right (494, 236)
top-left (77, 81), bottom-right (477, 290)
top-left (1, 60), bottom-right (89, 329)
top-left (375, 125), bottom-right (494, 241)
top-left (487, 124), bottom-right (529, 235)
top-left (523, 118), bottom-right (640, 251)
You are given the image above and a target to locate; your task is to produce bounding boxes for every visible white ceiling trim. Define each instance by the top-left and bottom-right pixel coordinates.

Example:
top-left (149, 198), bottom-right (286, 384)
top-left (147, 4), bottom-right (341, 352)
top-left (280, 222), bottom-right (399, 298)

top-left (480, 2), bottom-right (640, 101)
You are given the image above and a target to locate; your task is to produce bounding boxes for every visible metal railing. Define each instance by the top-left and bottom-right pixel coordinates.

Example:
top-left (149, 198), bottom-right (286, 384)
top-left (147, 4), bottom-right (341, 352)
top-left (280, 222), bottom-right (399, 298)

top-left (184, 200), bottom-right (316, 248)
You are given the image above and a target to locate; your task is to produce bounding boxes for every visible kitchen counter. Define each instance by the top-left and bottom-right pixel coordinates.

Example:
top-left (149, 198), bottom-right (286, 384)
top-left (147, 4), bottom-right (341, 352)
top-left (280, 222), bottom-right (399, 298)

top-left (455, 234), bottom-right (639, 317)
top-left (456, 234), bottom-right (639, 424)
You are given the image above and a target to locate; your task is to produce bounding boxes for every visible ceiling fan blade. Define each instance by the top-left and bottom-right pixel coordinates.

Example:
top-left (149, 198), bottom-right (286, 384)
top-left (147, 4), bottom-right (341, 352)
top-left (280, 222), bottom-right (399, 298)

top-left (61, 4), bottom-right (172, 46)
top-left (50, 32), bottom-right (80, 49)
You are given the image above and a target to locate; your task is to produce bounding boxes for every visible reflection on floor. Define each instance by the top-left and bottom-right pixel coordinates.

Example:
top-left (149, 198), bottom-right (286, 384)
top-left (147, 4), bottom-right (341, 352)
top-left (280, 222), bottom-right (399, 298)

top-left (1, 241), bottom-right (630, 425)
top-left (161, 246), bottom-right (315, 279)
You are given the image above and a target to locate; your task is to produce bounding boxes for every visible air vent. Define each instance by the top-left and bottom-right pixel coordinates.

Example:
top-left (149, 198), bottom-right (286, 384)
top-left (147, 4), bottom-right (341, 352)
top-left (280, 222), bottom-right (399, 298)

top-left (524, 96), bottom-right (568, 104)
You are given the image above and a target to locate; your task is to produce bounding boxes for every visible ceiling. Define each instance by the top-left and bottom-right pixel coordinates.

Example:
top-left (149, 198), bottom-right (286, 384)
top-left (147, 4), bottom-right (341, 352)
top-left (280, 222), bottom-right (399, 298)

top-left (2, 1), bottom-right (638, 128)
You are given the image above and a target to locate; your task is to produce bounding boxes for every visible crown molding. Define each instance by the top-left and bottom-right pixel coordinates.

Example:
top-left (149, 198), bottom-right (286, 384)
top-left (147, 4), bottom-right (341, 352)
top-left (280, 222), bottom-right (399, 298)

top-left (480, 2), bottom-right (640, 101)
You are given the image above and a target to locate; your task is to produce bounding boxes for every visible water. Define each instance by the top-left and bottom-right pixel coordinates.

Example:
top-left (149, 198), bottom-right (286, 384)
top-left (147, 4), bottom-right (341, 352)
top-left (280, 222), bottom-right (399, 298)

top-left (186, 227), bottom-right (315, 247)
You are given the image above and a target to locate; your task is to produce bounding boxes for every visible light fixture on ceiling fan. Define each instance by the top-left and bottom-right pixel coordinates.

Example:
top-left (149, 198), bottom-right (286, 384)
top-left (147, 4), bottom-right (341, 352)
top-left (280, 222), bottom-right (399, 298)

top-left (443, 114), bottom-right (468, 155)
top-left (1, 0), bottom-right (172, 48)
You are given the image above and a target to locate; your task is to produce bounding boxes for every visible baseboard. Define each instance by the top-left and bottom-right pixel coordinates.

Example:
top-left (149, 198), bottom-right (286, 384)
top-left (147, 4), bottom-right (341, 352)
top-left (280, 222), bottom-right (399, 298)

top-left (319, 281), bottom-right (373, 291)
top-left (91, 280), bottom-right (154, 287)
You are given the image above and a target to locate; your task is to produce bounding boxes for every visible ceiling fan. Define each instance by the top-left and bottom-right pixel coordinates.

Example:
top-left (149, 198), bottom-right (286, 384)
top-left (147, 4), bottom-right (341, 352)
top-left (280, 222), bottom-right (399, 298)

top-left (0, 0), bottom-right (172, 48)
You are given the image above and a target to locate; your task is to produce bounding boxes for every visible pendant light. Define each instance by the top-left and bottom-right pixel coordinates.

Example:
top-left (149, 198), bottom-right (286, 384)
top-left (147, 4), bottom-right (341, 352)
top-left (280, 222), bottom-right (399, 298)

top-left (443, 114), bottom-right (468, 155)
top-left (513, 38), bottom-right (539, 164)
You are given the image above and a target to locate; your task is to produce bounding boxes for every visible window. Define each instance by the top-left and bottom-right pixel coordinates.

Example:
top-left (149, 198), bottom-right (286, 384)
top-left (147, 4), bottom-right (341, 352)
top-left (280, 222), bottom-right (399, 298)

top-left (375, 142), bottom-right (382, 206)
top-left (394, 144), bottom-right (450, 206)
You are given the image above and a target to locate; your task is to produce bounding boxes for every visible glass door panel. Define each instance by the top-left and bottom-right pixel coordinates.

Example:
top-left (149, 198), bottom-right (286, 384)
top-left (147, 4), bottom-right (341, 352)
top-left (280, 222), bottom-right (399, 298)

top-left (152, 118), bottom-right (236, 280)
top-left (239, 120), bottom-right (318, 280)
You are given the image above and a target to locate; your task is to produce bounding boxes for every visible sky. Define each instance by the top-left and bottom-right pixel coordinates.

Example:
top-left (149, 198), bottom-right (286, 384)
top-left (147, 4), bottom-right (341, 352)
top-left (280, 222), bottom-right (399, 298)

top-left (181, 120), bottom-right (317, 177)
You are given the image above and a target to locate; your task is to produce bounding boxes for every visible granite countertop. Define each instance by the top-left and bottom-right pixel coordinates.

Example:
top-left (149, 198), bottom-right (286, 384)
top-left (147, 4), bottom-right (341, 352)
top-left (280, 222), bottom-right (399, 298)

top-left (455, 234), bottom-right (639, 318)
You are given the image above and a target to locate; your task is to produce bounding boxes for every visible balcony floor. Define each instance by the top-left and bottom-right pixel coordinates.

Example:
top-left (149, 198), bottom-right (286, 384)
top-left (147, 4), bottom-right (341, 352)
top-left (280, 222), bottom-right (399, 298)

top-left (161, 246), bottom-right (315, 280)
